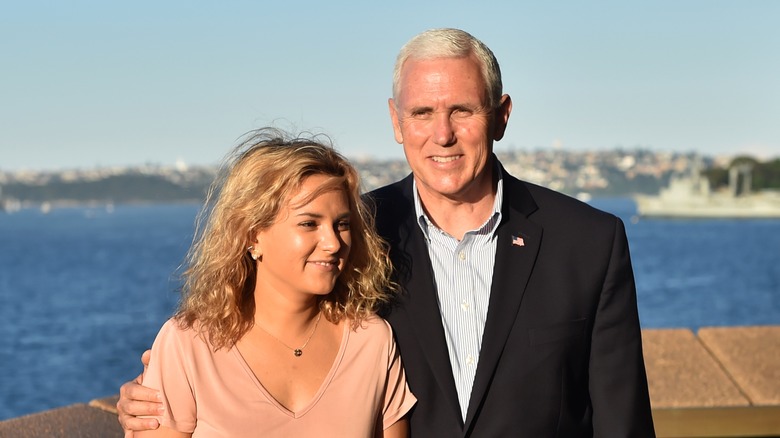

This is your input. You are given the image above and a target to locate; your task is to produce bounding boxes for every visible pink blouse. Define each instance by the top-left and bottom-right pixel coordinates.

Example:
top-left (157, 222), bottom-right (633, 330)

top-left (143, 315), bottom-right (416, 437)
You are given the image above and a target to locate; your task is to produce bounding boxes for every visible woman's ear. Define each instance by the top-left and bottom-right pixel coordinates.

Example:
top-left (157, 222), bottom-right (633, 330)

top-left (248, 234), bottom-right (263, 260)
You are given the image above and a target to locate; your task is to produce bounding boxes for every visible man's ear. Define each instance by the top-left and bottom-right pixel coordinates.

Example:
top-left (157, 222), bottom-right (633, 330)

top-left (492, 94), bottom-right (512, 141)
top-left (388, 98), bottom-right (404, 144)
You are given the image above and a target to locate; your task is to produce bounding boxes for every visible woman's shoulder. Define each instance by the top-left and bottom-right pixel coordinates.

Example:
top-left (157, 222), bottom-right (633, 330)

top-left (157, 317), bottom-right (194, 336)
top-left (354, 313), bottom-right (391, 329)
top-left (153, 317), bottom-right (210, 352)
top-left (343, 315), bottom-right (403, 374)
top-left (349, 314), bottom-right (395, 345)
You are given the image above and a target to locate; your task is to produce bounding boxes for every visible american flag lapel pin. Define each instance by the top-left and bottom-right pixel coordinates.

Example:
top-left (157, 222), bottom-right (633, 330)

top-left (512, 235), bottom-right (525, 247)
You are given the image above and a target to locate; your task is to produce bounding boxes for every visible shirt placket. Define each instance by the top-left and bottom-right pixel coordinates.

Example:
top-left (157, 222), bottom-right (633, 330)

top-left (452, 235), bottom-right (480, 419)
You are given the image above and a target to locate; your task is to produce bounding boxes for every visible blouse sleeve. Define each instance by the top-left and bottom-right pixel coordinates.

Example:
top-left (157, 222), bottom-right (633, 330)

top-left (142, 319), bottom-right (197, 433)
top-left (381, 321), bottom-right (417, 430)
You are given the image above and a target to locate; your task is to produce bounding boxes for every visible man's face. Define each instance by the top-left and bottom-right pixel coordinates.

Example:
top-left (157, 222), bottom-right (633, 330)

top-left (389, 55), bottom-right (511, 201)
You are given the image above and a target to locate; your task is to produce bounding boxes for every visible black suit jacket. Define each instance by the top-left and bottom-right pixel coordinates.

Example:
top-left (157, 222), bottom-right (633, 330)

top-left (370, 166), bottom-right (655, 437)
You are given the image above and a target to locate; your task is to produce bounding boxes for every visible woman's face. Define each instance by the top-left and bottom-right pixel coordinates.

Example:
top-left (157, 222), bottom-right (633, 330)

top-left (252, 174), bottom-right (352, 300)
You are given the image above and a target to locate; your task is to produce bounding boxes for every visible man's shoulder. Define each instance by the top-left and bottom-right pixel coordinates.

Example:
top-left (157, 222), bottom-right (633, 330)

top-left (504, 173), bottom-right (617, 224)
top-left (363, 176), bottom-right (414, 219)
top-left (364, 176), bottom-right (412, 203)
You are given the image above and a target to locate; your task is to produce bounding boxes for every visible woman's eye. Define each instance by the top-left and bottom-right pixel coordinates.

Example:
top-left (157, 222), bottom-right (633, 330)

top-left (337, 221), bottom-right (351, 231)
top-left (299, 221), bottom-right (316, 228)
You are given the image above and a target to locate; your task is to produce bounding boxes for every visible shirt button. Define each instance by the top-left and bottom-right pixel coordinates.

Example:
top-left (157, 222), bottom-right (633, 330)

top-left (458, 251), bottom-right (466, 261)
top-left (466, 354), bottom-right (475, 366)
top-left (460, 300), bottom-right (470, 311)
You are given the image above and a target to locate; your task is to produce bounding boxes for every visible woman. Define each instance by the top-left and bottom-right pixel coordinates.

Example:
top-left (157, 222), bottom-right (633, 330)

top-left (137, 129), bottom-right (415, 437)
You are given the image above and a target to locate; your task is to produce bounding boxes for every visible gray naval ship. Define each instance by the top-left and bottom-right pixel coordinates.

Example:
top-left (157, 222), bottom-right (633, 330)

top-left (635, 162), bottom-right (780, 218)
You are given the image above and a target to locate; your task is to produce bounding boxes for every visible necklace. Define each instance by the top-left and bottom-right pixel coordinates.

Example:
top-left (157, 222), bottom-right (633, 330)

top-left (257, 312), bottom-right (322, 357)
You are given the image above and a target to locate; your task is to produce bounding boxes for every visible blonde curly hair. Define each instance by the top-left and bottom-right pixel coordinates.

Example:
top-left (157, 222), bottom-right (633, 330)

top-left (175, 128), bottom-right (395, 350)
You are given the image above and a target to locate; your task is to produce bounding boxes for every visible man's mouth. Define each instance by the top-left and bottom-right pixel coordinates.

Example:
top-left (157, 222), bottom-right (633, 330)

top-left (431, 155), bottom-right (460, 163)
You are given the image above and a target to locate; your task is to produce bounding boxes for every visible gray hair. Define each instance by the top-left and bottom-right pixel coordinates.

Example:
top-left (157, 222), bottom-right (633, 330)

top-left (392, 28), bottom-right (503, 109)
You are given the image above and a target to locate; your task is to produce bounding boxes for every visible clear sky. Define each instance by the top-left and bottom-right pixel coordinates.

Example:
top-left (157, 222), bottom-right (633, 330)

top-left (2, 0), bottom-right (778, 171)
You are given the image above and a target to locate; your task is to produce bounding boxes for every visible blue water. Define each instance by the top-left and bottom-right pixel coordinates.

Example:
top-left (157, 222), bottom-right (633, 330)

top-left (1, 199), bottom-right (779, 420)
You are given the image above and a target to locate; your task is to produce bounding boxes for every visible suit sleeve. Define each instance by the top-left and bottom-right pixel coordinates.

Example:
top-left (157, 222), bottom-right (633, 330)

top-left (589, 217), bottom-right (655, 437)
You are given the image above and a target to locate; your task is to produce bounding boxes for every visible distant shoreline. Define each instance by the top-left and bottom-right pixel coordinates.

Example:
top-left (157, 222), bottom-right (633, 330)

top-left (3, 150), bottom-right (779, 208)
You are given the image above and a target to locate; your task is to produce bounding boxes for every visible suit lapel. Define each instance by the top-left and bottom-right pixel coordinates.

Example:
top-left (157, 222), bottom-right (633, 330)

top-left (464, 174), bottom-right (542, 430)
top-left (398, 219), bottom-right (464, 421)
top-left (386, 177), bottom-right (463, 423)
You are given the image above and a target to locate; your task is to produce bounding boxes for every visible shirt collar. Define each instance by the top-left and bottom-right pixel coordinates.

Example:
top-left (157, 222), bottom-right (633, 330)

top-left (414, 163), bottom-right (504, 240)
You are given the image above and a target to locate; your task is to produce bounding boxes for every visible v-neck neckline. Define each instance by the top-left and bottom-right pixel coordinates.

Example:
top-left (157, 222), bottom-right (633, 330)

top-left (232, 321), bottom-right (350, 418)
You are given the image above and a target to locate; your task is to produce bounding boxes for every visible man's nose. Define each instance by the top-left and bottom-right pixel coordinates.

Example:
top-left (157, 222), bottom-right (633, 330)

top-left (432, 113), bottom-right (456, 146)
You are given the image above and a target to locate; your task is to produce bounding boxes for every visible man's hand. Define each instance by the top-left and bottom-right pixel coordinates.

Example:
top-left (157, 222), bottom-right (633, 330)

top-left (117, 350), bottom-right (163, 437)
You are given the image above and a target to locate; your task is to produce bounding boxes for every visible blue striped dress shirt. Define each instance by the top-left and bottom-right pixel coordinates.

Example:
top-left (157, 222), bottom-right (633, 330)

top-left (412, 171), bottom-right (504, 420)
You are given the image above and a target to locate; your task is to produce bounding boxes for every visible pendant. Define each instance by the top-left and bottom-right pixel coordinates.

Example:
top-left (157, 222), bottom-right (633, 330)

top-left (294, 349), bottom-right (303, 357)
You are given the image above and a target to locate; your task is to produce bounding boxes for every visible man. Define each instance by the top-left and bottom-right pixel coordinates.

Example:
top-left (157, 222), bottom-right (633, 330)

top-left (118, 28), bottom-right (655, 436)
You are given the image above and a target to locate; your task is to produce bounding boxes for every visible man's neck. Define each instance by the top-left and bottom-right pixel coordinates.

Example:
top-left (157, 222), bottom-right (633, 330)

top-left (416, 174), bottom-right (497, 241)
